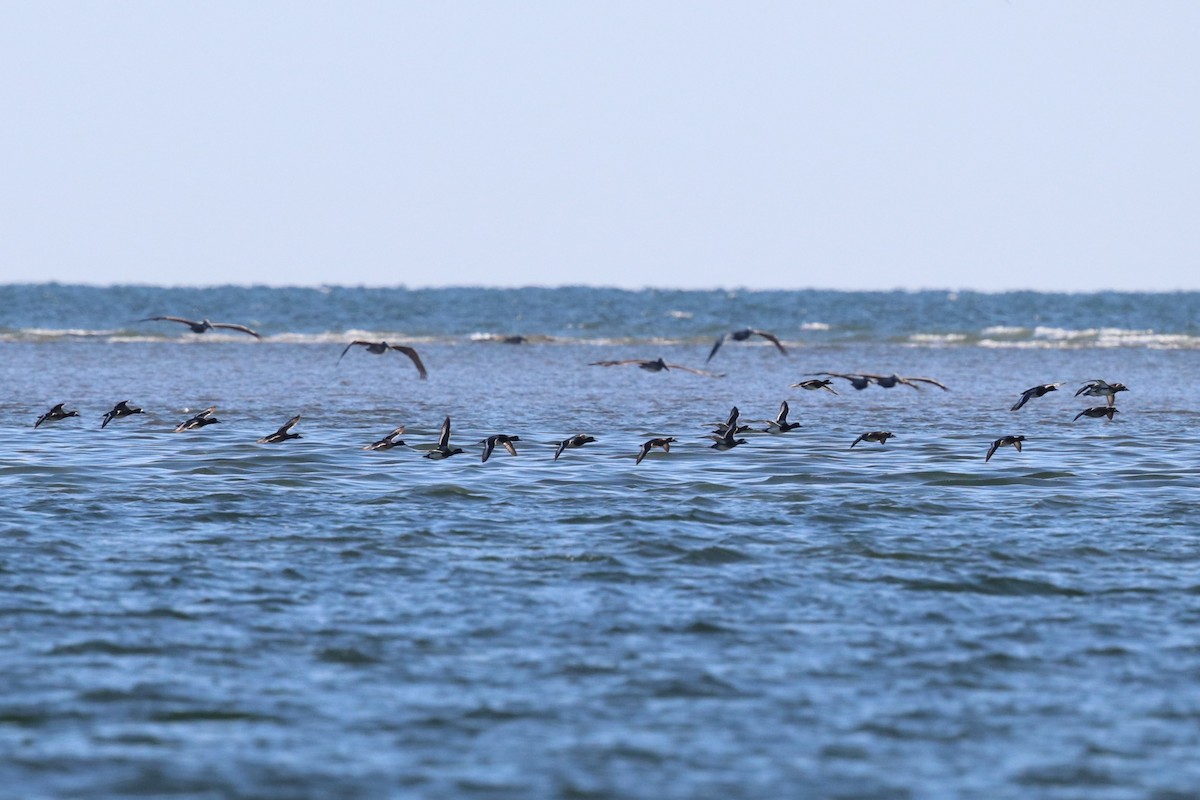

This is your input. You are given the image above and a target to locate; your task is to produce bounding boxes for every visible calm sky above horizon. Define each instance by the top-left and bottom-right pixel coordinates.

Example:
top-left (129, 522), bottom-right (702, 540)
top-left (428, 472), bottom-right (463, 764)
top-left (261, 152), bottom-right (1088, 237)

top-left (2, 3), bottom-right (1198, 291)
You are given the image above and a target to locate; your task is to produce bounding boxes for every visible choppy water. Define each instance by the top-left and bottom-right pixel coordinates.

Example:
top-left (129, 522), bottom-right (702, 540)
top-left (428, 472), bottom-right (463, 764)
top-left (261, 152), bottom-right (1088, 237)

top-left (2, 285), bottom-right (1199, 799)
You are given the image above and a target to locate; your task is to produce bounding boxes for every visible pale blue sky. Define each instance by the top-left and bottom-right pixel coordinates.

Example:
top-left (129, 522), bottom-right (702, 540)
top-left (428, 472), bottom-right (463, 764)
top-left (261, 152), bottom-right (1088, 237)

top-left (2, 2), bottom-right (1198, 290)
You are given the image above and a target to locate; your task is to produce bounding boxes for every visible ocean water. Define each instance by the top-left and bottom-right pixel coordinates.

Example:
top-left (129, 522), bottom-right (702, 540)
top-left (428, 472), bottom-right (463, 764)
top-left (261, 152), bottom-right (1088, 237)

top-left (2, 285), bottom-right (1199, 799)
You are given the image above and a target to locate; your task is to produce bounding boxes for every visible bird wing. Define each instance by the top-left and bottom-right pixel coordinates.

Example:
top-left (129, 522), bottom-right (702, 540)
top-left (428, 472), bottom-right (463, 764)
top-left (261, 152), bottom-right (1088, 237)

top-left (438, 416), bottom-right (451, 448)
top-left (752, 330), bottom-right (788, 356)
top-left (777, 401), bottom-right (790, 423)
top-left (1013, 438), bottom-right (1023, 452)
top-left (501, 438), bottom-right (519, 457)
top-left (142, 315), bottom-right (197, 326)
top-left (705, 334), bottom-right (727, 363)
top-left (635, 442), bottom-right (650, 464)
top-left (390, 345), bottom-right (429, 380)
top-left (850, 435), bottom-right (865, 448)
top-left (280, 415), bottom-right (301, 434)
top-left (1011, 390), bottom-right (1034, 411)
top-left (985, 440), bottom-right (1000, 462)
top-left (481, 438), bottom-right (495, 462)
top-left (210, 322), bottom-right (261, 339)
top-left (663, 363), bottom-right (724, 378)
top-left (905, 376), bottom-right (949, 391)
top-left (554, 440), bottom-right (568, 460)
top-left (337, 341), bottom-right (370, 363)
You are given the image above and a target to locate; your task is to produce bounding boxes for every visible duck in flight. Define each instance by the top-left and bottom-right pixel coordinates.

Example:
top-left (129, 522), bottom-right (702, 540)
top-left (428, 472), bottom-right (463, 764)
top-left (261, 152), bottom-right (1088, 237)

top-left (635, 437), bottom-right (677, 465)
top-left (101, 400), bottom-right (144, 429)
top-left (709, 406), bottom-right (748, 451)
top-left (174, 406), bottom-right (220, 432)
top-left (363, 425), bottom-right (407, 451)
top-left (589, 358), bottom-right (724, 378)
top-left (850, 431), bottom-right (895, 448)
top-left (34, 403), bottom-right (79, 428)
top-left (985, 435), bottom-right (1025, 462)
top-left (761, 400), bottom-right (801, 434)
top-left (141, 316), bottom-right (261, 339)
top-left (818, 372), bottom-right (874, 391)
top-left (1074, 406), bottom-right (1119, 422)
top-left (424, 416), bottom-right (464, 459)
top-left (706, 329), bottom-right (788, 363)
top-left (337, 341), bottom-right (428, 380)
top-left (1011, 383), bottom-right (1065, 411)
top-left (1075, 380), bottom-right (1127, 407)
top-left (480, 434), bottom-right (521, 463)
top-left (790, 378), bottom-right (838, 394)
top-left (861, 374), bottom-right (949, 391)
top-left (257, 415), bottom-right (302, 443)
top-left (554, 434), bottom-right (596, 460)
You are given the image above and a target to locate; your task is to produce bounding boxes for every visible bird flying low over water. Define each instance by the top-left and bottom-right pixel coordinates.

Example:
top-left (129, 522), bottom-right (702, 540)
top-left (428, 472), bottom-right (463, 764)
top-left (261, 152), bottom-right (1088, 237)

top-left (424, 416), bottom-right (464, 459)
top-left (257, 415), bottom-right (302, 443)
top-left (554, 434), bottom-right (596, 460)
top-left (706, 329), bottom-right (788, 362)
top-left (761, 400), bottom-right (801, 434)
top-left (985, 435), bottom-right (1025, 462)
top-left (141, 316), bottom-right (261, 339)
top-left (363, 425), bottom-right (407, 451)
top-left (850, 431), bottom-right (895, 448)
top-left (589, 358), bottom-right (724, 378)
top-left (101, 401), bottom-right (144, 429)
top-left (790, 378), bottom-right (838, 394)
top-left (861, 374), bottom-right (949, 391)
top-left (707, 406), bottom-right (747, 451)
top-left (480, 434), bottom-right (520, 463)
top-left (1075, 380), bottom-right (1127, 407)
top-left (34, 403), bottom-right (79, 428)
top-left (338, 341), bottom-right (428, 380)
top-left (635, 437), bottom-right (677, 465)
top-left (1011, 383), bottom-right (1065, 411)
top-left (1074, 406), bottom-right (1119, 422)
top-left (818, 372), bottom-right (874, 391)
top-left (174, 406), bottom-right (219, 432)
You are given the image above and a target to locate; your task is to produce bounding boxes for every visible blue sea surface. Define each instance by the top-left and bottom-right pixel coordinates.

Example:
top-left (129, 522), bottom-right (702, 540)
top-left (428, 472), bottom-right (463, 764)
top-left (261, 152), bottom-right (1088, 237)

top-left (2, 285), bottom-right (1199, 799)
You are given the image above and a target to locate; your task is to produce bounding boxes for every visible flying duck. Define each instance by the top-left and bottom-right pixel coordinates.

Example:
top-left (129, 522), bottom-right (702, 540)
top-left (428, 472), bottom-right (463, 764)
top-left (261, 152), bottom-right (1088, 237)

top-left (635, 437), bottom-right (677, 465)
top-left (257, 414), bottom-right (302, 443)
top-left (174, 406), bottom-right (220, 432)
top-left (761, 400), bottom-right (801, 433)
top-left (1075, 380), bottom-right (1127, 407)
top-left (480, 434), bottom-right (521, 463)
top-left (34, 403), bottom-right (79, 428)
top-left (424, 416), bottom-right (464, 459)
top-left (101, 401), bottom-right (144, 429)
top-left (554, 434), bottom-right (596, 460)
top-left (790, 378), bottom-right (838, 394)
top-left (1073, 406), bottom-right (1119, 422)
top-left (1011, 383), bottom-right (1065, 411)
top-left (850, 431), bottom-right (895, 448)
top-left (363, 425), bottom-right (407, 451)
top-left (588, 358), bottom-right (724, 378)
top-left (706, 329), bottom-right (788, 362)
top-left (985, 435), bottom-right (1025, 462)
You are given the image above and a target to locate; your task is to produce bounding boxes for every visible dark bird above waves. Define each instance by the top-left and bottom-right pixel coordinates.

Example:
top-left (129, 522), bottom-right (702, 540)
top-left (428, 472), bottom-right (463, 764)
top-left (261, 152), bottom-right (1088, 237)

top-left (986, 435), bottom-right (1025, 462)
top-left (861, 373), bottom-right (949, 391)
top-left (790, 378), bottom-right (838, 394)
top-left (101, 400), bottom-right (144, 429)
top-left (706, 329), bottom-right (787, 362)
top-left (1011, 383), bottom-right (1065, 411)
top-left (141, 316), bottom-right (261, 339)
top-left (337, 341), bottom-right (428, 380)
top-left (480, 434), bottom-right (520, 463)
top-left (761, 400), bottom-right (801, 433)
top-left (1075, 379), bottom-right (1127, 407)
top-left (554, 434), bottom-right (596, 460)
top-left (1074, 406), bottom-right (1119, 422)
top-left (35, 403), bottom-right (79, 428)
top-left (174, 406), bottom-right (219, 432)
top-left (818, 372), bottom-right (874, 391)
top-left (850, 431), bottom-right (895, 448)
top-left (589, 358), bottom-right (723, 378)
top-left (424, 416), bottom-right (464, 459)
top-left (257, 415), bottom-right (302, 443)
top-left (635, 437), bottom-right (677, 465)
top-left (363, 425), bottom-right (407, 451)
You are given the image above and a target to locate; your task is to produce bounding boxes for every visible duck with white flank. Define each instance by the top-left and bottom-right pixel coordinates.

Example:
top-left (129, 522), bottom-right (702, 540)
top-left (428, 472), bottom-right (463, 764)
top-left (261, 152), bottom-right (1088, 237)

top-left (761, 401), bottom-right (801, 434)
top-left (363, 426), bottom-right (407, 451)
top-left (338, 341), bottom-right (428, 380)
top-left (709, 407), bottom-right (748, 451)
top-left (34, 403), bottom-right (79, 428)
top-left (1074, 406), bottom-right (1119, 422)
top-left (480, 434), bottom-right (520, 463)
top-left (589, 358), bottom-right (724, 378)
top-left (790, 378), bottom-right (838, 394)
top-left (141, 316), bottom-right (261, 339)
top-left (554, 434), bottom-right (596, 460)
top-left (985, 435), bottom-right (1025, 462)
top-left (424, 416), bottom-right (464, 459)
top-left (706, 329), bottom-right (788, 362)
top-left (635, 437), bottom-right (677, 465)
top-left (1075, 380), bottom-right (1127, 407)
top-left (257, 415), bottom-right (302, 443)
top-left (1011, 383), bottom-right (1065, 411)
top-left (850, 431), bottom-right (895, 448)
top-left (174, 406), bottom-right (220, 432)
top-left (101, 401), bottom-right (145, 429)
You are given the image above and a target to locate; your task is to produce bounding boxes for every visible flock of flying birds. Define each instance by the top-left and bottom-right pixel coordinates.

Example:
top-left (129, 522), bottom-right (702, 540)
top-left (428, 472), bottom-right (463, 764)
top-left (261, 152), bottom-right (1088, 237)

top-left (28, 320), bottom-right (1129, 464)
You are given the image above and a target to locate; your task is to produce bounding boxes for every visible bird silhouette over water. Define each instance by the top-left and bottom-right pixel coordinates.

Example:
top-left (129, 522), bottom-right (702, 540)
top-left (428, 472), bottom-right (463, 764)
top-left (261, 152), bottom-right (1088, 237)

top-left (706, 329), bottom-right (787, 362)
top-left (1074, 406), bottom-right (1119, 422)
top-left (985, 435), bottom-right (1025, 462)
top-left (174, 406), bottom-right (220, 432)
top-left (257, 415), bottom-right (302, 443)
top-left (589, 358), bottom-right (723, 378)
top-left (790, 378), bottom-right (838, 394)
top-left (818, 372), bottom-right (874, 391)
top-left (424, 416), bottom-right (464, 459)
top-left (760, 401), bottom-right (801, 434)
top-left (635, 437), bottom-right (677, 465)
top-left (363, 425), bottom-right (407, 451)
top-left (861, 373), bottom-right (949, 391)
top-left (338, 341), bottom-right (428, 380)
top-left (850, 431), bottom-right (895, 448)
top-left (1075, 380), bottom-right (1127, 407)
top-left (480, 434), bottom-right (521, 463)
top-left (141, 316), bottom-right (261, 339)
top-left (1011, 383), bottom-right (1065, 411)
top-left (554, 434), bottom-right (596, 460)
top-left (34, 403), bottom-right (79, 428)
top-left (101, 401), bottom-right (144, 429)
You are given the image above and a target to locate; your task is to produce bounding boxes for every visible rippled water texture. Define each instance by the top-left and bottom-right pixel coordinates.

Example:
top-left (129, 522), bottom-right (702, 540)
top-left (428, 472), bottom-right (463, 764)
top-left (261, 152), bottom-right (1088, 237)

top-left (2, 286), bottom-right (1199, 799)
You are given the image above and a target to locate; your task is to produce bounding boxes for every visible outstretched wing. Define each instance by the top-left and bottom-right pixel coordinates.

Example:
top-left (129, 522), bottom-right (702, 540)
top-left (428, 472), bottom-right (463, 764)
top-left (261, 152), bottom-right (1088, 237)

top-left (337, 341), bottom-right (369, 364)
top-left (141, 315), bottom-right (197, 326)
top-left (905, 376), bottom-right (948, 391)
top-left (705, 334), bottom-right (727, 363)
top-left (752, 329), bottom-right (788, 356)
top-left (438, 416), bottom-right (451, 449)
top-left (663, 362), bottom-right (724, 378)
top-left (210, 322), bottom-right (261, 339)
top-left (985, 439), bottom-right (1000, 462)
top-left (390, 345), bottom-right (429, 380)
